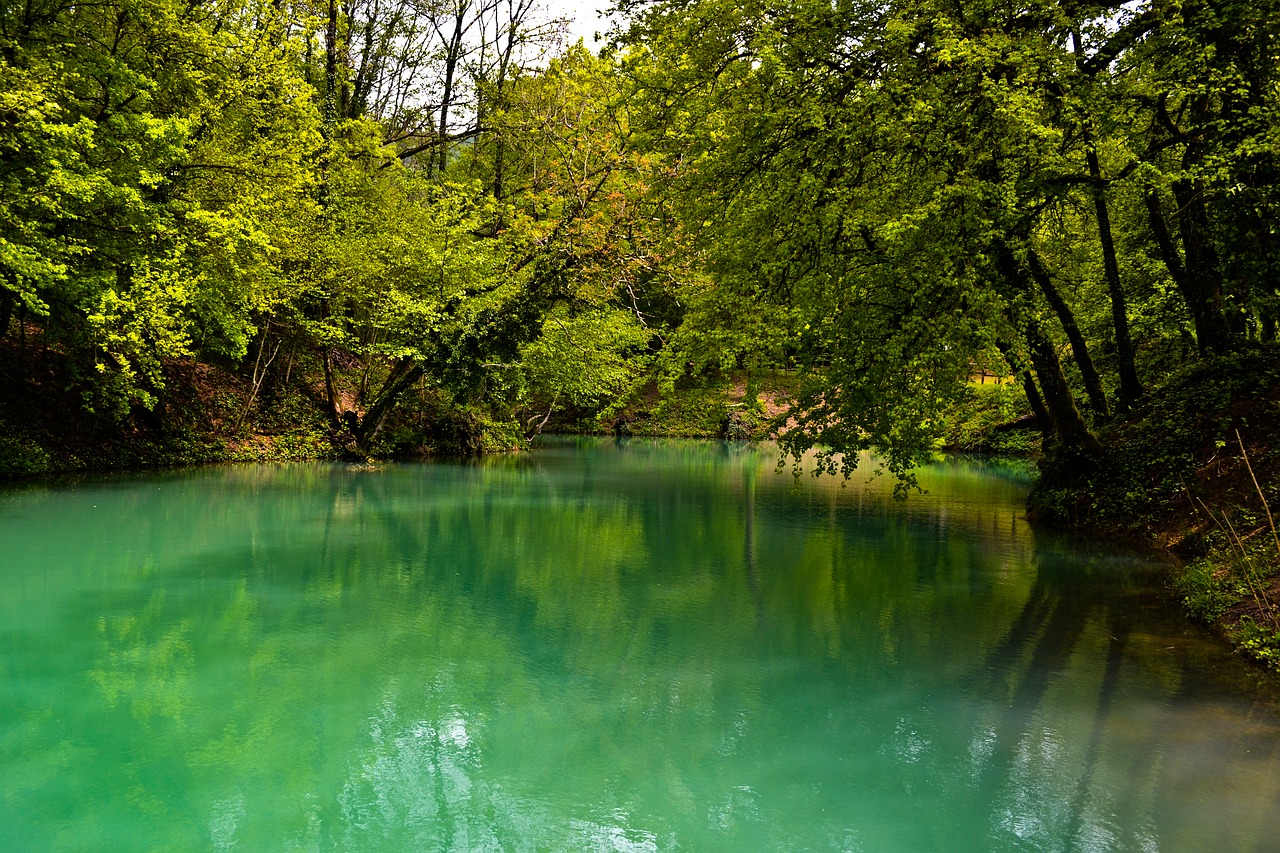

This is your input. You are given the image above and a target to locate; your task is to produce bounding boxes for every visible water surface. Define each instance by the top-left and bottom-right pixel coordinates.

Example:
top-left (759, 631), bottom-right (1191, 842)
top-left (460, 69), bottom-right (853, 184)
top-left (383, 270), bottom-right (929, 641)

top-left (2, 438), bottom-right (1278, 851)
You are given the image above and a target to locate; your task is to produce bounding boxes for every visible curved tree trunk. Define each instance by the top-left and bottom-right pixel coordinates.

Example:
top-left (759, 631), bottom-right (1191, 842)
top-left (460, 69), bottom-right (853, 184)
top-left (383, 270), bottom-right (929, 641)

top-left (1144, 185), bottom-right (1188, 289)
top-left (996, 337), bottom-right (1052, 439)
top-left (356, 356), bottom-right (425, 444)
top-left (1025, 320), bottom-right (1103, 455)
top-left (1019, 371), bottom-right (1052, 439)
top-left (995, 241), bottom-right (1102, 454)
top-left (1026, 249), bottom-right (1111, 420)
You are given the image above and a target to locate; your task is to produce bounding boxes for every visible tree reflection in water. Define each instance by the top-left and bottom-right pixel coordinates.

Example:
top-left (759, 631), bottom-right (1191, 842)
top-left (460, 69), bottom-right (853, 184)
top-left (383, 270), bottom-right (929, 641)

top-left (1, 439), bottom-right (1279, 851)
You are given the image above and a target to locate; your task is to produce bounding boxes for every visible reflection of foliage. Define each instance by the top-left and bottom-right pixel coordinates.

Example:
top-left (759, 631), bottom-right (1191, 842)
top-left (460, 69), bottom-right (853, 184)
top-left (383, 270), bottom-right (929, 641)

top-left (90, 585), bottom-right (194, 723)
top-left (3, 443), bottom-right (1277, 848)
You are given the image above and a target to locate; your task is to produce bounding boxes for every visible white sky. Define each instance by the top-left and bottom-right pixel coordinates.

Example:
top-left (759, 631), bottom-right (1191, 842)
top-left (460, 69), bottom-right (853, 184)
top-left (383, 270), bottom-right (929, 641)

top-left (543, 0), bottom-right (621, 47)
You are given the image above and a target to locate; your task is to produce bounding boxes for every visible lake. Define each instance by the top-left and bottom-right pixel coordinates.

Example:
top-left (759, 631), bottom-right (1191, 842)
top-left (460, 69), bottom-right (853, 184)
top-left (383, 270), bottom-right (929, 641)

top-left (2, 438), bottom-right (1278, 851)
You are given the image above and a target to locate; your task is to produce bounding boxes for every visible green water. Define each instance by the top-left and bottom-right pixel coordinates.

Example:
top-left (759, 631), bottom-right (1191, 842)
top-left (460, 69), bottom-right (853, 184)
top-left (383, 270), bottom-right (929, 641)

top-left (2, 439), bottom-right (1279, 852)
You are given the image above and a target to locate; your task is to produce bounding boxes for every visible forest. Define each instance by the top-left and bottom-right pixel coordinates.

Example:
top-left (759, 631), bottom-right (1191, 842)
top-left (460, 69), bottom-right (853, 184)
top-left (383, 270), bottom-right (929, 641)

top-left (1, 0), bottom-right (1278, 518)
top-left (8, 0), bottom-right (1280, 805)
top-left (10, 3), bottom-right (1280, 837)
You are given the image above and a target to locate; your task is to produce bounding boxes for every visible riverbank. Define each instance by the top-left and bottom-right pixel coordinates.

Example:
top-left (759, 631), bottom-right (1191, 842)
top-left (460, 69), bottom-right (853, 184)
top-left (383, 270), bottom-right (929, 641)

top-left (0, 327), bottom-right (531, 479)
top-left (1029, 347), bottom-right (1280, 669)
top-left (0, 351), bottom-right (339, 478)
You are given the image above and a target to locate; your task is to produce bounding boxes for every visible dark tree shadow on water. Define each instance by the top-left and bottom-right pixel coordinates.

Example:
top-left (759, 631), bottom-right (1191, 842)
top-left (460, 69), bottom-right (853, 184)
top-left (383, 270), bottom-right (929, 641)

top-left (965, 546), bottom-right (1144, 848)
top-left (961, 540), bottom-right (1280, 851)
top-left (970, 575), bottom-right (1097, 801)
top-left (1061, 604), bottom-right (1132, 849)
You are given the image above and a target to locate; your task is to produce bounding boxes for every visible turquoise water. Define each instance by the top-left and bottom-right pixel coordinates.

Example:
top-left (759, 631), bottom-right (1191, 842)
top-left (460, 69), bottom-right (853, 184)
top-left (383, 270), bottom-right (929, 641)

top-left (2, 438), bottom-right (1278, 851)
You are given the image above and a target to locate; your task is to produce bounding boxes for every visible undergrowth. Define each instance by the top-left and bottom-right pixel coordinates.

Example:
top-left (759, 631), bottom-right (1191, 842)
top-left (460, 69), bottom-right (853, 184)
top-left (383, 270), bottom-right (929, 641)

top-left (603, 371), bottom-right (791, 439)
top-left (1029, 347), bottom-right (1280, 537)
top-left (1176, 432), bottom-right (1280, 669)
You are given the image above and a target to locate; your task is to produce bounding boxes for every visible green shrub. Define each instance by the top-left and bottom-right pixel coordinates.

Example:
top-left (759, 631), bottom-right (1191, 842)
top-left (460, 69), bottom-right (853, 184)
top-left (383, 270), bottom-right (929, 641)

top-left (1230, 617), bottom-right (1280, 669)
top-left (1175, 557), bottom-right (1239, 622)
top-left (0, 434), bottom-right (53, 478)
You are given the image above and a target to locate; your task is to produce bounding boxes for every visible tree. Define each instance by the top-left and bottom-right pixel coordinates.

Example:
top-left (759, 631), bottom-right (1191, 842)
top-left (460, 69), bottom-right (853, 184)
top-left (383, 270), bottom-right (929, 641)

top-left (0, 0), bottom-right (324, 414)
top-left (617, 0), bottom-right (1280, 478)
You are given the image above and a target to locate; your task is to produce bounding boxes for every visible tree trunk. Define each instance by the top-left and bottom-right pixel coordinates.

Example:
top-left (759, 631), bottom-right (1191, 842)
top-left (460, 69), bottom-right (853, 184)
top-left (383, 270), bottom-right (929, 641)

top-left (437, 13), bottom-right (467, 176)
top-left (1084, 144), bottom-right (1142, 410)
top-left (492, 141), bottom-right (506, 200)
top-left (1026, 249), bottom-right (1111, 420)
top-left (1144, 187), bottom-right (1187, 291)
top-left (1019, 370), bottom-right (1053, 439)
top-left (994, 240), bottom-right (1101, 453)
top-left (1171, 179), bottom-right (1234, 355)
top-left (17, 301), bottom-right (25, 372)
top-left (322, 347), bottom-right (342, 425)
top-left (325, 0), bottom-right (339, 123)
top-left (349, 3), bottom-right (377, 117)
top-left (490, 5), bottom-right (521, 200)
top-left (305, 32), bottom-right (314, 89)
top-left (1025, 320), bottom-right (1103, 454)
top-left (338, 0), bottom-right (353, 116)
top-left (232, 326), bottom-right (281, 435)
top-left (996, 337), bottom-right (1051, 440)
top-left (357, 357), bottom-right (424, 443)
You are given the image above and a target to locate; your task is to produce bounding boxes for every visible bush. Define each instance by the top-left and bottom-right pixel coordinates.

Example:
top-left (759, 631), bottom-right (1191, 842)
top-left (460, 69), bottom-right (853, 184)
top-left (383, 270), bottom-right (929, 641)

top-left (0, 433), bottom-right (52, 478)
